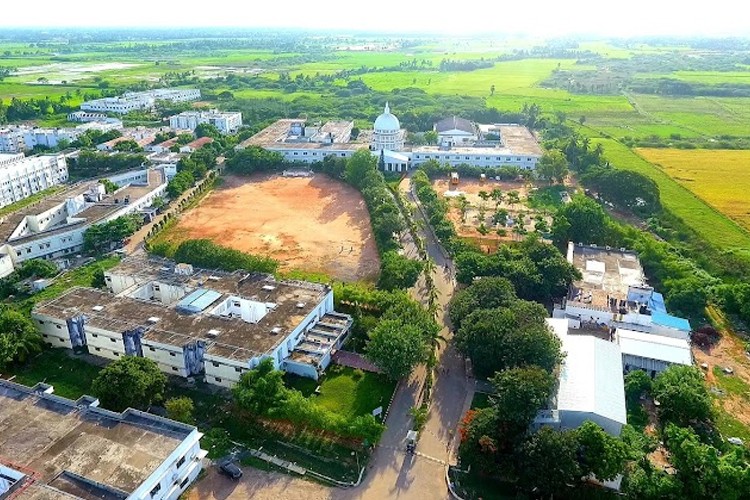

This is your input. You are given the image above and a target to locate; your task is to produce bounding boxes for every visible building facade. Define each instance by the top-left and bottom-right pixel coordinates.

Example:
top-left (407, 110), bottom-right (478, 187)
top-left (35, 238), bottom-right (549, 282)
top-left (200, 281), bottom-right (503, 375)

top-left (169, 110), bottom-right (243, 134)
top-left (81, 88), bottom-right (200, 114)
top-left (0, 379), bottom-right (205, 500)
top-left (32, 257), bottom-right (353, 387)
top-left (0, 153), bottom-right (68, 208)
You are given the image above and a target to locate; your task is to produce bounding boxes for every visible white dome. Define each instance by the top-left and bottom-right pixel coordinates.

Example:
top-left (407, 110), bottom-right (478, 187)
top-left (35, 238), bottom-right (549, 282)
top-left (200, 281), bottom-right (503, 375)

top-left (374, 102), bottom-right (400, 132)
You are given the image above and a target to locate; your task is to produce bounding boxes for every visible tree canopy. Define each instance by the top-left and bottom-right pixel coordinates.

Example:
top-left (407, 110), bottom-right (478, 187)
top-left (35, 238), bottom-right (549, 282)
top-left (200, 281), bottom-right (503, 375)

top-left (652, 365), bottom-right (714, 428)
top-left (0, 307), bottom-right (42, 370)
top-left (366, 318), bottom-right (429, 380)
top-left (92, 356), bottom-right (167, 412)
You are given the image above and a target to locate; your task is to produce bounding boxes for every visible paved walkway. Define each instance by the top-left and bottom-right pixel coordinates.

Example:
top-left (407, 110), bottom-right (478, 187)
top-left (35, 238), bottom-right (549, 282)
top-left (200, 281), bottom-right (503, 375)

top-left (332, 350), bottom-right (382, 373)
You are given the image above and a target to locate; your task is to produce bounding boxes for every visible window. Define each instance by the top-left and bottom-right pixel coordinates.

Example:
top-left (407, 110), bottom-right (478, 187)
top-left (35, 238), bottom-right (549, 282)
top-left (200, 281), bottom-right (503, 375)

top-left (95, 347), bottom-right (101, 352)
top-left (212, 361), bottom-right (220, 368)
top-left (150, 347), bottom-right (156, 352)
top-left (215, 377), bottom-right (222, 383)
top-left (91, 333), bottom-right (98, 338)
top-left (110, 338), bottom-right (116, 342)
top-left (42, 334), bottom-right (48, 338)
top-left (180, 476), bottom-right (190, 489)
top-left (150, 483), bottom-right (162, 497)
top-left (176, 456), bottom-right (186, 469)
top-left (37, 320), bottom-right (45, 325)
top-left (58, 338), bottom-right (65, 343)
top-left (169, 352), bottom-right (176, 357)
top-left (56, 324), bottom-right (62, 329)
top-left (172, 367), bottom-right (178, 372)
top-left (114, 352), bottom-right (120, 357)
top-left (235, 367), bottom-right (242, 373)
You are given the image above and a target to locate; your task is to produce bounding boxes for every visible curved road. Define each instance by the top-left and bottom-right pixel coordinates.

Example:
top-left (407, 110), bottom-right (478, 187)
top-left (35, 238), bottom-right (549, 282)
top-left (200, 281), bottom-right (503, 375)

top-left (189, 174), bottom-right (472, 499)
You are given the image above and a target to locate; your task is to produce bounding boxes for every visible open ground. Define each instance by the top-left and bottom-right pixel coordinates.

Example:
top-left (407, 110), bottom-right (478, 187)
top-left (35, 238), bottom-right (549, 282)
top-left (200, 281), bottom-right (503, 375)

top-left (155, 174), bottom-right (380, 282)
top-left (637, 148), bottom-right (750, 233)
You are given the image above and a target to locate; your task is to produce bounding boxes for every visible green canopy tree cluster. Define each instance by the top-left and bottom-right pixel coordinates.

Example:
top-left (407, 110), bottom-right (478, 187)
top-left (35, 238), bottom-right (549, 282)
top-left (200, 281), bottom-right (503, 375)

top-left (0, 307), bottom-right (43, 370)
top-left (172, 239), bottom-right (279, 274)
top-left (83, 214), bottom-right (143, 254)
top-left (92, 356), bottom-right (167, 412)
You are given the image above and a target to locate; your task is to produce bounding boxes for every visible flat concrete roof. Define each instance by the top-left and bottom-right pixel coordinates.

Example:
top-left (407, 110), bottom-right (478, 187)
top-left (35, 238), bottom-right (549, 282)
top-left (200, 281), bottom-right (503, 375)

top-left (0, 379), bottom-right (191, 499)
top-left (567, 244), bottom-right (646, 310)
top-left (34, 257), bottom-right (330, 361)
top-left (238, 119), bottom-right (370, 151)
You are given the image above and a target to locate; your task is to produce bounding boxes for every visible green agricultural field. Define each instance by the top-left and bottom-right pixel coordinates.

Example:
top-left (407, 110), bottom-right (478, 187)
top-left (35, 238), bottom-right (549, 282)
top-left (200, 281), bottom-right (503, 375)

top-left (591, 139), bottom-right (750, 255)
top-left (637, 148), bottom-right (750, 234)
top-left (636, 71), bottom-right (750, 85)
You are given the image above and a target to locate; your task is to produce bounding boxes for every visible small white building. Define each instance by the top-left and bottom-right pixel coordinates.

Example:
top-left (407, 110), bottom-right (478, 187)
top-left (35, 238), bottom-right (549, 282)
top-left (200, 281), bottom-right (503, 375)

top-left (0, 378), bottom-right (205, 500)
top-left (616, 328), bottom-right (693, 375)
top-left (534, 318), bottom-right (627, 436)
top-left (434, 116), bottom-right (478, 146)
top-left (81, 88), bottom-right (200, 114)
top-left (169, 110), bottom-right (243, 134)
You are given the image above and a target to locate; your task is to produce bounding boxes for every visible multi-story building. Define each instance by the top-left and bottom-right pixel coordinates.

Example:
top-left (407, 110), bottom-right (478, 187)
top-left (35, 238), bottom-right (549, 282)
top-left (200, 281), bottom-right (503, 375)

top-left (1, 123), bottom-right (122, 153)
top-left (0, 167), bottom-right (166, 278)
top-left (553, 242), bottom-right (692, 340)
top-left (169, 110), bottom-right (243, 134)
top-left (81, 88), bottom-right (200, 115)
top-left (0, 379), bottom-right (205, 500)
top-left (0, 153), bottom-right (68, 208)
top-left (236, 104), bottom-right (542, 173)
top-left (32, 256), bottom-right (353, 386)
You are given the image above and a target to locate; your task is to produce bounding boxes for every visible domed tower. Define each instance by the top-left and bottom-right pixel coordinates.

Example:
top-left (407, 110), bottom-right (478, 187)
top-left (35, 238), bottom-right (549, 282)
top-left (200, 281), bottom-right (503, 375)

top-left (372, 102), bottom-right (404, 151)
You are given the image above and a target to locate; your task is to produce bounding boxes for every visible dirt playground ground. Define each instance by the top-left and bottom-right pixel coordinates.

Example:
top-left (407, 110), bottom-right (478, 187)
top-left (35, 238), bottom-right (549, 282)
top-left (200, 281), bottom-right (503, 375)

top-left (165, 174), bottom-right (380, 282)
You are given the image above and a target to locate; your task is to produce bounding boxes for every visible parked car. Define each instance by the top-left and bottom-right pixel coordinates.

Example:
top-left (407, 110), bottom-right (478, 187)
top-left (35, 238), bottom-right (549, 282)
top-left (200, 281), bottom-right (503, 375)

top-left (219, 461), bottom-right (243, 480)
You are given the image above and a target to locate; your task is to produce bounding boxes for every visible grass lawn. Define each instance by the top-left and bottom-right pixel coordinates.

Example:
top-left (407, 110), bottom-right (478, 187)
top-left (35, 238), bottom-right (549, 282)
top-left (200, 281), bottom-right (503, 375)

top-left (285, 364), bottom-right (396, 419)
top-left (8, 348), bottom-right (101, 400)
top-left (715, 410), bottom-right (750, 444)
top-left (526, 185), bottom-right (568, 210)
top-left (589, 139), bottom-right (750, 257)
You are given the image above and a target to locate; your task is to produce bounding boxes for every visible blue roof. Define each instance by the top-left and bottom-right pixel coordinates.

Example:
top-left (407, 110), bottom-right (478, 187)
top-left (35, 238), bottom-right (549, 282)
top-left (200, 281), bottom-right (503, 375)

top-left (652, 310), bottom-right (691, 332)
top-left (176, 289), bottom-right (222, 314)
top-left (648, 292), bottom-right (667, 313)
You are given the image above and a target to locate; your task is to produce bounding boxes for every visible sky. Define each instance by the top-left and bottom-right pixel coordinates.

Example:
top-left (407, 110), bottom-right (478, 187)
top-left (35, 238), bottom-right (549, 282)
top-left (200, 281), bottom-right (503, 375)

top-left (5, 0), bottom-right (750, 38)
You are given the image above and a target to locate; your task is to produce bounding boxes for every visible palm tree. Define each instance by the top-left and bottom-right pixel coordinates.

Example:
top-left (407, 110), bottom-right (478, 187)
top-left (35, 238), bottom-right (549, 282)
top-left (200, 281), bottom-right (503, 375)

top-left (506, 190), bottom-right (521, 208)
top-left (490, 188), bottom-right (503, 210)
top-left (457, 195), bottom-right (470, 223)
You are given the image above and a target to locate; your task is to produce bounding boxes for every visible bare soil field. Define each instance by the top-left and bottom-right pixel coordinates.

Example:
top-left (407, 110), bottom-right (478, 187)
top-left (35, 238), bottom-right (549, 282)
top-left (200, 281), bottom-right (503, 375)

top-left (163, 174), bottom-right (380, 282)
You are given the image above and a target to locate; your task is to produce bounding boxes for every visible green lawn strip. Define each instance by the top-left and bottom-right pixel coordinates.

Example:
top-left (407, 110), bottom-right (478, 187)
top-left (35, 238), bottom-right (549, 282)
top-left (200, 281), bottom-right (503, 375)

top-left (715, 409), bottom-right (750, 444)
top-left (0, 185), bottom-right (64, 218)
top-left (589, 138), bottom-right (750, 254)
top-left (712, 366), bottom-right (750, 399)
top-left (8, 348), bottom-right (101, 400)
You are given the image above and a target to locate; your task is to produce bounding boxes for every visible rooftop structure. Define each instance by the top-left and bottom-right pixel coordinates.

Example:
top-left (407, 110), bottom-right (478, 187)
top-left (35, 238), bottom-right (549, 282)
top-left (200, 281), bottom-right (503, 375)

top-left (169, 109), bottom-right (243, 134)
top-left (32, 256), bottom-right (352, 386)
top-left (616, 328), bottom-right (693, 375)
top-left (534, 318), bottom-right (627, 436)
top-left (0, 379), bottom-right (205, 500)
top-left (179, 137), bottom-right (214, 153)
top-left (435, 116), bottom-right (475, 135)
top-left (555, 242), bottom-right (691, 339)
top-left (81, 88), bottom-right (200, 115)
top-left (0, 167), bottom-right (166, 278)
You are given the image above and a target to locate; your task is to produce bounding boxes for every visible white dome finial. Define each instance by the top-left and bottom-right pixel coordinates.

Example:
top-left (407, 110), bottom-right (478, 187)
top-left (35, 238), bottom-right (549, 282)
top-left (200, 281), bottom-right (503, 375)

top-left (384, 102), bottom-right (390, 114)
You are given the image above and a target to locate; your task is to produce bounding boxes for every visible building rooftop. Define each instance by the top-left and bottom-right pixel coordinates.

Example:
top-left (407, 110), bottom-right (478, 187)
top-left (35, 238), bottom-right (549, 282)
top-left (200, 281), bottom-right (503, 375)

top-left (34, 256), bottom-right (331, 361)
top-left (567, 243), bottom-right (646, 311)
top-left (547, 318), bottom-right (627, 428)
top-left (616, 328), bottom-right (693, 366)
top-left (183, 137), bottom-right (214, 150)
top-left (0, 169), bottom-right (165, 244)
top-left (238, 119), bottom-right (370, 151)
top-left (435, 116), bottom-right (475, 134)
top-left (0, 379), bottom-right (194, 499)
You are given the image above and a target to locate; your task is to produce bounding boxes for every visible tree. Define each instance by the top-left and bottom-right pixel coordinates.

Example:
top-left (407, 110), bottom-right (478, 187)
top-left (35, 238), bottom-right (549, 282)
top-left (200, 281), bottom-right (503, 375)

top-left (448, 276), bottom-right (516, 329)
top-left (194, 122), bottom-right (221, 140)
top-left (624, 369), bottom-right (652, 405)
top-left (516, 427), bottom-right (581, 497)
top-left (576, 421), bottom-right (628, 481)
top-left (652, 365), bottom-right (713, 427)
top-left (233, 358), bottom-right (288, 415)
top-left (551, 195), bottom-right (608, 247)
top-left (455, 302), bottom-right (561, 377)
top-left (537, 150), bottom-right (569, 184)
top-left (424, 130), bottom-right (438, 145)
top-left (490, 366), bottom-right (555, 428)
top-left (378, 251), bottom-right (423, 291)
top-left (345, 150), bottom-right (378, 189)
top-left (92, 356), bottom-right (167, 412)
top-left (0, 307), bottom-right (42, 369)
top-left (584, 168), bottom-right (660, 216)
top-left (490, 187), bottom-right (503, 210)
top-left (366, 319), bottom-right (428, 380)
top-left (113, 139), bottom-right (142, 153)
top-left (505, 190), bottom-right (521, 207)
top-left (165, 396), bottom-right (195, 424)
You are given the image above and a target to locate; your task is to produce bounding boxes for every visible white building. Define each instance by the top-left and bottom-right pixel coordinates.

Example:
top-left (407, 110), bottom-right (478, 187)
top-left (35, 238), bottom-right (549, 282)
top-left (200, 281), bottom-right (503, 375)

top-left (68, 110), bottom-right (108, 122)
top-left (0, 378), bottom-right (205, 500)
top-left (81, 88), bottom-right (200, 115)
top-left (0, 167), bottom-right (166, 278)
top-left (553, 242), bottom-right (692, 340)
top-left (0, 153), bottom-right (68, 209)
top-left (32, 256), bottom-right (353, 387)
top-left (169, 110), bottom-right (243, 134)
top-left (237, 104), bottom-right (541, 173)
top-left (534, 318), bottom-right (627, 436)
top-left (616, 328), bottom-right (693, 375)
top-left (434, 116), bottom-right (478, 146)
top-left (1, 127), bottom-right (81, 153)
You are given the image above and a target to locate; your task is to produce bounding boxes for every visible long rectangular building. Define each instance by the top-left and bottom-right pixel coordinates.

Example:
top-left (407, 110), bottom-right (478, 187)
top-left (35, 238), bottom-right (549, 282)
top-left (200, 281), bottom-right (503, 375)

top-left (32, 256), bottom-right (352, 386)
top-left (0, 379), bottom-right (205, 500)
top-left (82, 88), bottom-right (200, 115)
top-left (169, 109), bottom-right (243, 134)
top-left (0, 153), bottom-right (68, 208)
top-left (0, 167), bottom-right (166, 278)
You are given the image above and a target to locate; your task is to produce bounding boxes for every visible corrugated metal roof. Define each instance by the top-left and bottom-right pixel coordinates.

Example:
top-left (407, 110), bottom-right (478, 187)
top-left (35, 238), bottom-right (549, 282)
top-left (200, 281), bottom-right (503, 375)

top-left (651, 310), bottom-right (691, 332)
top-left (546, 318), bottom-right (627, 427)
top-left (649, 292), bottom-right (667, 313)
top-left (617, 328), bottom-right (692, 366)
